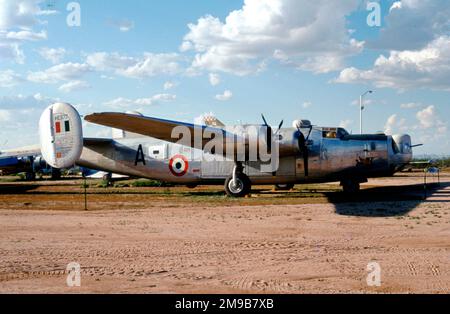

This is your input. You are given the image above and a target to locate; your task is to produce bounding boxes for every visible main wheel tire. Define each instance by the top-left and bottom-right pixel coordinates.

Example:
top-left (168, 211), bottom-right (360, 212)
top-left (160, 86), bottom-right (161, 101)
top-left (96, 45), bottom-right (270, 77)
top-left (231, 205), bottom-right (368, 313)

top-left (341, 180), bottom-right (361, 193)
top-left (25, 172), bottom-right (36, 181)
top-left (51, 169), bottom-right (61, 180)
top-left (275, 183), bottom-right (295, 191)
top-left (225, 173), bottom-right (251, 198)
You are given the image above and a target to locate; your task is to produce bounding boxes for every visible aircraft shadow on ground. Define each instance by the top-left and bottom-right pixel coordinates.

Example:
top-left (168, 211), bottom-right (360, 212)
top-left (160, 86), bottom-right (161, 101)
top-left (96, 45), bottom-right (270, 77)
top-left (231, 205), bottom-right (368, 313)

top-left (329, 182), bottom-right (449, 217)
top-left (0, 184), bottom-right (39, 194)
top-left (0, 180), bottom-right (447, 219)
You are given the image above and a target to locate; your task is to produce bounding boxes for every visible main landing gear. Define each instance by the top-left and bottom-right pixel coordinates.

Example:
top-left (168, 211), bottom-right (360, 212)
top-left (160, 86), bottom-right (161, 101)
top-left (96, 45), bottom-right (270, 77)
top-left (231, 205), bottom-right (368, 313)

top-left (340, 178), bottom-right (366, 193)
top-left (225, 163), bottom-right (252, 198)
top-left (274, 183), bottom-right (295, 191)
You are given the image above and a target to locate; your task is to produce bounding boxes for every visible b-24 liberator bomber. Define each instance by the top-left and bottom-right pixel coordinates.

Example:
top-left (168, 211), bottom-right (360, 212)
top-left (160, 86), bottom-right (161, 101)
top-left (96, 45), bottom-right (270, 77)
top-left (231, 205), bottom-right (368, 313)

top-left (1, 103), bottom-right (415, 197)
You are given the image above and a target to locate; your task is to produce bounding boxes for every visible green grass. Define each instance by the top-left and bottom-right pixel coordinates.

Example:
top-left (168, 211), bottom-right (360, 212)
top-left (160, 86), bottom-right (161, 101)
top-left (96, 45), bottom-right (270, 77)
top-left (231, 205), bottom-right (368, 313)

top-left (0, 176), bottom-right (23, 183)
top-left (131, 179), bottom-right (165, 188)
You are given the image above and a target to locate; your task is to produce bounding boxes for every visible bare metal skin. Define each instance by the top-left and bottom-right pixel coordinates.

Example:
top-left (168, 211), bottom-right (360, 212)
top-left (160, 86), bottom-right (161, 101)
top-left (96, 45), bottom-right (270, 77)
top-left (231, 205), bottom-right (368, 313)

top-left (2, 103), bottom-right (414, 197)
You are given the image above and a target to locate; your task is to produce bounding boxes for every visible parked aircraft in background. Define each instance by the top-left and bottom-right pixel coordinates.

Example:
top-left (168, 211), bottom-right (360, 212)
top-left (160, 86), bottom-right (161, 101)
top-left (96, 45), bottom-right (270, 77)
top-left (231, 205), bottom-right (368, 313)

top-left (0, 148), bottom-right (61, 180)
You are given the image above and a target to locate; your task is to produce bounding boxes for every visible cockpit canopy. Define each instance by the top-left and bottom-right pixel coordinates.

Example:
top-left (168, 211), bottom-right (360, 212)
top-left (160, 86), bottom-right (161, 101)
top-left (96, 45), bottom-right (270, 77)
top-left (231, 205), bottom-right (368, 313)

top-left (321, 127), bottom-right (350, 139)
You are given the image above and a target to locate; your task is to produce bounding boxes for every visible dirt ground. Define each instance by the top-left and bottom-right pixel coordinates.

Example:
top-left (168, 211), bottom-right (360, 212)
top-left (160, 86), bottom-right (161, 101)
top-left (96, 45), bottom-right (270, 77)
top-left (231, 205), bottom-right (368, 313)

top-left (0, 172), bottom-right (449, 294)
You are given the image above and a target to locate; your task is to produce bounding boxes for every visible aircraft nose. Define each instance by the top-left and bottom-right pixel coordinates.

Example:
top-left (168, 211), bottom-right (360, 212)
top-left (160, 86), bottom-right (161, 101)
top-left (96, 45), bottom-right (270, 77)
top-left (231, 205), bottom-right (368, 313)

top-left (390, 134), bottom-right (413, 172)
top-left (393, 134), bottom-right (412, 156)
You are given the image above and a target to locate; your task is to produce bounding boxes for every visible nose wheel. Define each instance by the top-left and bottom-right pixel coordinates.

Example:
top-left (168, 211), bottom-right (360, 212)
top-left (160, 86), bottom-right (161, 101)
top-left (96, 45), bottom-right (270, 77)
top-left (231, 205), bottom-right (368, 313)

top-left (225, 173), bottom-right (251, 197)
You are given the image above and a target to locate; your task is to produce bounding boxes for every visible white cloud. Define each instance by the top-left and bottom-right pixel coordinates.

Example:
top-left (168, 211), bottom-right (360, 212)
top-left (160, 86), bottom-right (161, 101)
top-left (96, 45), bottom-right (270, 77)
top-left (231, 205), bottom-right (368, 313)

top-left (209, 73), bottom-right (221, 86)
top-left (136, 94), bottom-right (176, 105)
top-left (5, 30), bottom-right (47, 41)
top-left (389, 1), bottom-right (402, 12)
top-left (37, 9), bottom-right (59, 16)
top-left (416, 105), bottom-right (437, 129)
top-left (104, 94), bottom-right (177, 108)
top-left (0, 42), bottom-right (25, 63)
top-left (414, 105), bottom-right (448, 142)
top-left (0, 70), bottom-right (22, 87)
top-left (38, 47), bottom-right (66, 64)
top-left (215, 90), bottom-right (233, 101)
top-left (0, 93), bottom-right (57, 110)
top-left (86, 52), bottom-right (135, 72)
top-left (107, 19), bottom-right (135, 32)
top-left (59, 80), bottom-right (91, 93)
top-left (385, 114), bottom-right (397, 135)
top-left (102, 97), bottom-right (132, 108)
top-left (86, 52), bottom-right (184, 79)
top-left (182, 0), bottom-right (362, 75)
top-left (0, 110), bottom-right (12, 122)
top-left (163, 81), bottom-right (177, 90)
top-left (400, 102), bottom-right (420, 109)
top-left (335, 36), bottom-right (450, 91)
top-left (0, 0), bottom-right (41, 30)
top-left (302, 101), bottom-right (312, 109)
top-left (384, 114), bottom-right (408, 135)
top-left (27, 62), bottom-right (91, 84)
top-left (382, 106), bottom-right (448, 144)
top-left (33, 92), bottom-right (55, 102)
top-left (339, 119), bottom-right (353, 130)
top-left (351, 98), bottom-right (374, 107)
top-left (0, 93), bottom-right (58, 149)
top-left (121, 53), bottom-right (183, 78)
top-left (372, 0), bottom-right (450, 51)
top-left (0, 1), bottom-right (52, 64)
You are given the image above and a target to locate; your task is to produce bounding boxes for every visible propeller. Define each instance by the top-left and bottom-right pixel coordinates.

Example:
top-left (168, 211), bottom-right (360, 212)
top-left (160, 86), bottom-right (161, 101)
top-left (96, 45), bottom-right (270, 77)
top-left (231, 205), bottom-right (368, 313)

top-left (275, 120), bottom-right (284, 136)
top-left (296, 125), bottom-right (313, 177)
top-left (261, 115), bottom-right (284, 134)
top-left (261, 114), bottom-right (284, 153)
top-left (261, 114), bottom-right (269, 127)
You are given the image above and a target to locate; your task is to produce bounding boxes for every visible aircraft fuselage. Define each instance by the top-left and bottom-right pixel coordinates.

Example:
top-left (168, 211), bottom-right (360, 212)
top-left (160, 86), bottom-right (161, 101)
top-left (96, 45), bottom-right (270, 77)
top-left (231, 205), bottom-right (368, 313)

top-left (76, 126), bottom-right (412, 186)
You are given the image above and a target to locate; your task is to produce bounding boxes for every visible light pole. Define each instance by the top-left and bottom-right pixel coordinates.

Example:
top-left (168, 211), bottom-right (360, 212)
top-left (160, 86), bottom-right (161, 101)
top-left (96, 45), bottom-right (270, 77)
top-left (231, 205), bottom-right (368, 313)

top-left (360, 90), bottom-right (373, 134)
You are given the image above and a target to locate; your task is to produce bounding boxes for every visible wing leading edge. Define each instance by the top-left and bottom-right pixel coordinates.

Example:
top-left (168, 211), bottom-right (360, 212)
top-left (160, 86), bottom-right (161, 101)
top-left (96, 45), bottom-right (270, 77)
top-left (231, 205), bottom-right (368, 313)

top-left (85, 112), bottom-right (300, 161)
top-left (85, 112), bottom-right (245, 155)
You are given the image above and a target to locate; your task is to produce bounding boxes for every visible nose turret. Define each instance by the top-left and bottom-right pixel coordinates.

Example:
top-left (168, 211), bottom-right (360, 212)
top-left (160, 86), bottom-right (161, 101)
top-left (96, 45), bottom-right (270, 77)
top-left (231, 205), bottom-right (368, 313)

top-left (389, 134), bottom-right (413, 173)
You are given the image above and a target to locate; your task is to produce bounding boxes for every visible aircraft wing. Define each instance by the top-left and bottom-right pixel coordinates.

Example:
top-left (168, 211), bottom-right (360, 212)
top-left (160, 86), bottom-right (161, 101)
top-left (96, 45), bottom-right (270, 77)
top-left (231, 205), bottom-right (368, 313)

top-left (85, 112), bottom-right (245, 153)
top-left (85, 112), bottom-right (300, 161)
top-left (0, 144), bottom-right (41, 159)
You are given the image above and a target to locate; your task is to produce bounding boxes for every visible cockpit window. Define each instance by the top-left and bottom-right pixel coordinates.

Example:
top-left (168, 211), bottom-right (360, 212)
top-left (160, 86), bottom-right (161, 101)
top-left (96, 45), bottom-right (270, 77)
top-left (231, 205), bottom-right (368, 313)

top-left (322, 128), bottom-right (349, 139)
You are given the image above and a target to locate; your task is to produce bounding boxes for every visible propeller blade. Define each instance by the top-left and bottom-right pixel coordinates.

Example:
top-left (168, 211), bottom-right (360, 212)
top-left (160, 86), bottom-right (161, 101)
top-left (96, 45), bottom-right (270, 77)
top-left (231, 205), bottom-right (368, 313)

top-left (274, 120), bottom-right (284, 136)
top-left (261, 114), bottom-right (269, 127)
top-left (278, 120), bottom-right (284, 130)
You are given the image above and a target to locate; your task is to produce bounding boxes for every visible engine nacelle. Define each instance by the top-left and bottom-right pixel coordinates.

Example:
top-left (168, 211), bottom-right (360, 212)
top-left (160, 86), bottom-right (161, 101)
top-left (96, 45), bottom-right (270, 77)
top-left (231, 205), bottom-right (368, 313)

top-left (39, 103), bottom-right (83, 169)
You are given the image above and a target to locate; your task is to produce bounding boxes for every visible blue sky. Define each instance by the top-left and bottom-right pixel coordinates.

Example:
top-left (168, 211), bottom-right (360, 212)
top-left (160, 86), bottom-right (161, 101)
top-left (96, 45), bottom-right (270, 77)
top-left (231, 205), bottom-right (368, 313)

top-left (0, 0), bottom-right (449, 156)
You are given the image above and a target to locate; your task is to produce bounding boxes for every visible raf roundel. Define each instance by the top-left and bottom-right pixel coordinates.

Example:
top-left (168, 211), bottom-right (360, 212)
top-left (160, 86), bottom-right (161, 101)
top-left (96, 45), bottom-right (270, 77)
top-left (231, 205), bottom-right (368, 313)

top-left (169, 155), bottom-right (189, 177)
